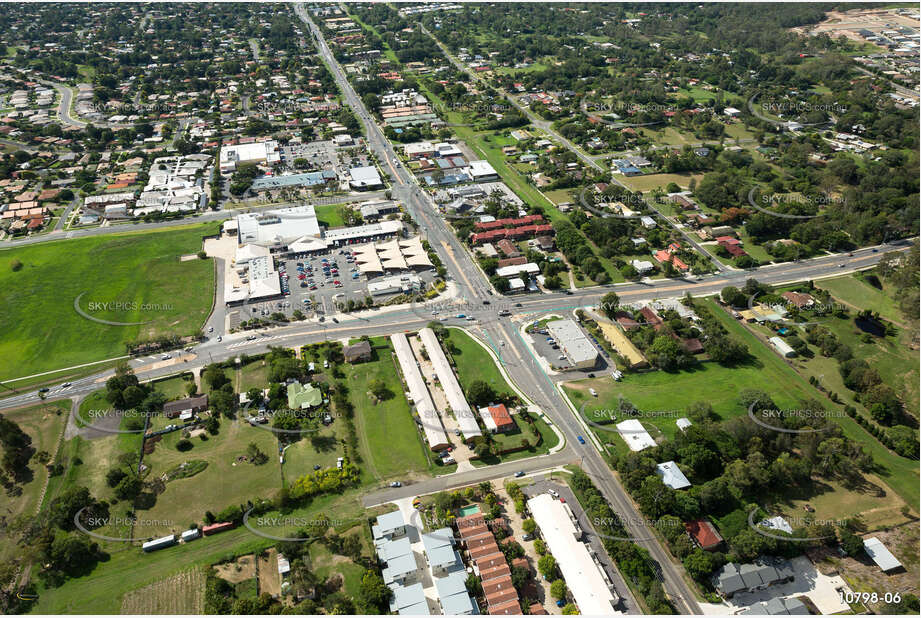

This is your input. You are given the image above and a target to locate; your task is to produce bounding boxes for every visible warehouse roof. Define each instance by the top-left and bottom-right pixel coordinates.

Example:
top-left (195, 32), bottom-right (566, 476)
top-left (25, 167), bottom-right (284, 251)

top-left (419, 328), bottom-right (481, 440)
top-left (527, 494), bottom-right (619, 615)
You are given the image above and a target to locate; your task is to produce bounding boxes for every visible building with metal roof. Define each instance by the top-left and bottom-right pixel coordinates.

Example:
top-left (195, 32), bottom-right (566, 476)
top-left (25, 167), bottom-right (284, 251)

top-left (864, 537), bottom-right (903, 572)
top-left (390, 333), bottom-right (450, 451)
top-left (419, 327), bottom-right (482, 441)
top-left (546, 319), bottom-right (600, 370)
top-left (526, 493), bottom-right (620, 614)
top-left (656, 461), bottom-right (691, 490)
top-left (388, 582), bottom-right (429, 615)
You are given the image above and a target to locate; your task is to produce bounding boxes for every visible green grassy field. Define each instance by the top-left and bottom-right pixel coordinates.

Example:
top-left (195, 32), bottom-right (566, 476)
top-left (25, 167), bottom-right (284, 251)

top-left (344, 337), bottom-right (434, 480)
top-left (0, 224), bottom-right (218, 381)
top-left (138, 419), bottom-right (282, 536)
top-left (617, 172), bottom-right (705, 193)
top-left (28, 488), bottom-right (368, 614)
top-left (816, 273), bottom-right (904, 324)
top-left (563, 298), bottom-right (919, 507)
top-left (314, 203), bottom-right (346, 228)
top-left (0, 400), bottom-right (70, 562)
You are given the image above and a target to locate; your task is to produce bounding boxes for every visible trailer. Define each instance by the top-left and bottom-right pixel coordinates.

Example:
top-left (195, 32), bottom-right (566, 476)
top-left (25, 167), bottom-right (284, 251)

top-left (181, 528), bottom-right (201, 542)
top-left (202, 521), bottom-right (235, 536)
top-left (142, 534), bottom-right (177, 552)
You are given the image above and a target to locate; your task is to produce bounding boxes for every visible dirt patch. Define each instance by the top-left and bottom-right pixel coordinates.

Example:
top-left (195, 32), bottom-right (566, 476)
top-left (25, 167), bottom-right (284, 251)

top-left (257, 548), bottom-right (282, 597)
top-left (213, 553), bottom-right (257, 584)
top-left (121, 568), bottom-right (206, 614)
top-left (810, 523), bottom-right (919, 613)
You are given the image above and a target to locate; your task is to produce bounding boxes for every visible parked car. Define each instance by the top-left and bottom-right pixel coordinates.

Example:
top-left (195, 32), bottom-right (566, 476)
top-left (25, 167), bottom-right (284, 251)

top-left (389, 481), bottom-right (402, 488)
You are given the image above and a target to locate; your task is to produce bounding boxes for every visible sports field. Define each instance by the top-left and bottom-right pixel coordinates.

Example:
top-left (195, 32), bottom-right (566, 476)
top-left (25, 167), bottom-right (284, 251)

top-left (0, 223), bottom-right (218, 381)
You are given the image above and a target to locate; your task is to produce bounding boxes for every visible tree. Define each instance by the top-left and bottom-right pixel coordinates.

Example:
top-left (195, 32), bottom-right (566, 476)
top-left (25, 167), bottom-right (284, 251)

top-left (368, 378), bottom-right (392, 401)
top-left (246, 442), bottom-right (268, 465)
top-left (721, 286), bottom-right (748, 307)
top-left (522, 519), bottom-right (537, 535)
top-left (600, 291), bottom-right (620, 318)
top-left (537, 554), bottom-right (557, 579)
top-left (356, 570), bottom-right (391, 613)
top-left (114, 475), bottom-right (143, 500)
top-left (550, 579), bottom-right (567, 600)
top-left (838, 527), bottom-right (864, 557)
top-left (562, 603), bottom-right (579, 614)
top-left (682, 548), bottom-right (717, 581)
top-left (466, 380), bottom-right (496, 407)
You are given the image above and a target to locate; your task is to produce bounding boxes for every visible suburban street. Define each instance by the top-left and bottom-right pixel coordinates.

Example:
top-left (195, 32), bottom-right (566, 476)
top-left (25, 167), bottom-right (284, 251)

top-left (0, 3), bottom-right (910, 611)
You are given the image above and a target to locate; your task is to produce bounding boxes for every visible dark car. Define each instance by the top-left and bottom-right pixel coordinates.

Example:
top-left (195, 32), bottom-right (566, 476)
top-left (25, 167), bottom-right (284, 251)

top-left (565, 290), bottom-right (573, 295)
top-left (577, 435), bottom-right (586, 444)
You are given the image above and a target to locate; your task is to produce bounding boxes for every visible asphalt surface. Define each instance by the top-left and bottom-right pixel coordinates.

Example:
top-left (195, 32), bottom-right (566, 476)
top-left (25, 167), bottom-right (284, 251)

top-left (2, 6), bottom-right (914, 612)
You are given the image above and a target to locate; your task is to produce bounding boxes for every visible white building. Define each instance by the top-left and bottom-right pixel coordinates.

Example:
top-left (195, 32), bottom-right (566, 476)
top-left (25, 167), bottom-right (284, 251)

top-left (546, 319), bottom-right (599, 370)
top-left (656, 461), bottom-right (691, 490)
top-left (420, 327), bottom-right (482, 441)
top-left (768, 336), bottom-right (796, 358)
top-left (236, 205), bottom-right (322, 247)
top-left (616, 419), bottom-right (655, 451)
top-left (466, 160), bottom-right (499, 181)
top-left (526, 494), bottom-right (621, 615)
top-left (349, 165), bottom-right (383, 190)
top-left (390, 333), bottom-right (449, 451)
top-left (219, 140), bottom-right (280, 172)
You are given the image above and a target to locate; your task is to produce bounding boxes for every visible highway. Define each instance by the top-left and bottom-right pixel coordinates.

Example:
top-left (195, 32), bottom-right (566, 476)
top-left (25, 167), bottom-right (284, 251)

top-left (1, 5), bottom-right (911, 612)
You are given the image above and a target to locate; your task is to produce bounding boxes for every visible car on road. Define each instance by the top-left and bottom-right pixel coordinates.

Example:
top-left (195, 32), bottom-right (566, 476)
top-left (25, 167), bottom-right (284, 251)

top-left (161, 354), bottom-right (172, 360)
top-left (217, 336), bottom-right (222, 342)
top-left (208, 326), bottom-right (214, 333)
top-left (514, 471), bottom-right (525, 478)
top-left (577, 435), bottom-right (586, 444)
top-left (456, 313), bottom-right (465, 319)
top-left (389, 481), bottom-right (402, 488)
top-left (565, 290), bottom-right (573, 295)
top-left (38, 387), bottom-right (50, 393)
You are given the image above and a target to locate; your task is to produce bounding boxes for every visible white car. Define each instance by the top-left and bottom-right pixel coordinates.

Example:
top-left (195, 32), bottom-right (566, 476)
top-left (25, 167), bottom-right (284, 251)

top-left (548, 489), bottom-right (559, 498)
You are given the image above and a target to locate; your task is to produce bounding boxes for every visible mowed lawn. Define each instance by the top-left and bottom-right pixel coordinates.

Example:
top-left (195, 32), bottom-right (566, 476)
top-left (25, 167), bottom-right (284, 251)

top-left (343, 337), bottom-right (432, 480)
top-left (29, 488), bottom-right (368, 614)
top-left (137, 419), bottom-right (282, 536)
top-left (0, 400), bottom-right (69, 562)
top-left (817, 273), bottom-right (904, 325)
top-left (0, 223), bottom-right (218, 381)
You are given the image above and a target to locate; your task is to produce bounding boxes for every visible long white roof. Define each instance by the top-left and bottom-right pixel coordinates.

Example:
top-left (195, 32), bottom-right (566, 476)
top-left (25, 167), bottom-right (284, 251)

top-left (527, 494), bottom-right (620, 615)
top-left (419, 328), bottom-right (481, 440)
top-left (616, 418), bottom-right (655, 451)
top-left (390, 333), bottom-right (449, 450)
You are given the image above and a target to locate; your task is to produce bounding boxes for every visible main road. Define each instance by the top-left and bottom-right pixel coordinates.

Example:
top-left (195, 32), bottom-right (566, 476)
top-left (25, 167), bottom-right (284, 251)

top-left (1, 5), bottom-right (910, 612)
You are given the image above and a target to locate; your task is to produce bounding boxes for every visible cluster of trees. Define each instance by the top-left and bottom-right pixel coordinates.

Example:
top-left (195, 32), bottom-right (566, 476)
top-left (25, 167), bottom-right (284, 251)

top-left (0, 413), bottom-right (33, 488)
top-left (569, 469), bottom-right (674, 613)
top-left (611, 391), bottom-right (874, 584)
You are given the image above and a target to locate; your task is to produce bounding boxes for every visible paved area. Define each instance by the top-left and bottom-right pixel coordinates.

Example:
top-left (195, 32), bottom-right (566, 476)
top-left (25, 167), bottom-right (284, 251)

top-left (707, 555), bottom-right (853, 616)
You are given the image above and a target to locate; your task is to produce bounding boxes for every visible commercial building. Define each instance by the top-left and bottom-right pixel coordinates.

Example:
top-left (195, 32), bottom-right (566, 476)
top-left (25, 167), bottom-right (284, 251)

top-left (323, 219), bottom-right (403, 247)
top-left (495, 262), bottom-right (541, 280)
top-left (250, 170), bottom-right (337, 191)
top-left (219, 140), bottom-right (280, 172)
top-left (351, 236), bottom-right (433, 274)
top-left (359, 199), bottom-right (400, 221)
top-left (546, 319), bottom-right (599, 370)
top-left (390, 333), bottom-right (450, 451)
top-left (367, 273), bottom-right (423, 297)
top-left (526, 493), bottom-right (620, 614)
top-left (419, 327), bottom-right (482, 441)
top-left (466, 160), bottom-right (499, 181)
top-left (349, 165), bottom-right (383, 190)
top-left (237, 205), bottom-right (322, 247)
